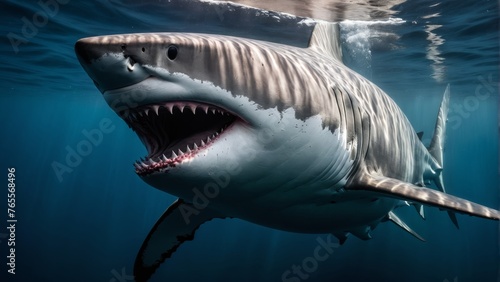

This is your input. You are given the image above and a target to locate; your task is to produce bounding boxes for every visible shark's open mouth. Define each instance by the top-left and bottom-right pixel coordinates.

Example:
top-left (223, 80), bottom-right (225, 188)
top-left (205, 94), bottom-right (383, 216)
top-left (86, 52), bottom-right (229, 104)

top-left (122, 101), bottom-right (236, 176)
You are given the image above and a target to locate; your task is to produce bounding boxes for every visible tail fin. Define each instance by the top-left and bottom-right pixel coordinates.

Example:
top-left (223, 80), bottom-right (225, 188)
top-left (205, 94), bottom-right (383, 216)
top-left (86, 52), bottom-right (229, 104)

top-left (428, 84), bottom-right (450, 167)
top-left (427, 85), bottom-right (458, 227)
top-left (308, 21), bottom-right (343, 63)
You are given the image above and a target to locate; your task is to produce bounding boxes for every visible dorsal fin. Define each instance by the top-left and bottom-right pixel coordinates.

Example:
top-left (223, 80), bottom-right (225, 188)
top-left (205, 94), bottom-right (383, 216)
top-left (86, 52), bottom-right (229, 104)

top-left (308, 21), bottom-right (343, 63)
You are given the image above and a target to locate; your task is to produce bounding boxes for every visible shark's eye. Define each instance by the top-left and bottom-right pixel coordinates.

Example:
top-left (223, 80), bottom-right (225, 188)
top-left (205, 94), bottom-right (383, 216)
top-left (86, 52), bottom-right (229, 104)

top-left (167, 45), bottom-right (178, 61)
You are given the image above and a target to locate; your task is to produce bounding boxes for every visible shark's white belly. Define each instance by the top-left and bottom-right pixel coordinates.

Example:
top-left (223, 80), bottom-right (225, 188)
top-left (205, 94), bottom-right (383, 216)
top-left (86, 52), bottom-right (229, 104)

top-left (137, 102), bottom-right (390, 233)
top-left (218, 191), bottom-right (399, 234)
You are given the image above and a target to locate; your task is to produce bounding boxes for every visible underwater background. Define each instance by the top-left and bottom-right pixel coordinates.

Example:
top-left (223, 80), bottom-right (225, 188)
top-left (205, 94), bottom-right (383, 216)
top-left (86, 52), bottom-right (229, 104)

top-left (1, 0), bottom-right (498, 281)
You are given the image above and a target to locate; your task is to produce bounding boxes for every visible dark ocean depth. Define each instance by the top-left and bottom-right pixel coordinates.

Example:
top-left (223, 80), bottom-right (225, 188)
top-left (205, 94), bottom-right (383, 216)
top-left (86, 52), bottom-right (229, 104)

top-left (0, 0), bottom-right (499, 281)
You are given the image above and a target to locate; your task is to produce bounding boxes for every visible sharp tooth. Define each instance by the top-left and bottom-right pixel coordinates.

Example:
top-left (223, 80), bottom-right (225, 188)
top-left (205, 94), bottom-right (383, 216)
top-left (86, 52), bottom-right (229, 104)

top-left (134, 162), bottom-right (141, 170)
top-left (178, 149), bottom-right (184, 156)
top-left (211, 108), bottom-right (216, 114)
top-left (148, 158), bottom-right (156, 165)
top-left (189, 105), bottom-right (197, 114)
top-left (131, 112), bottom-right (137, 120)
top-left (152, 105), bottom-right (160, 115)
top-left (172, 151), bottom-right (178, 158)
top-left (138, 111), bottom-right (144, 117)
top-left (140, 161), bottom-right (148, 168)
top-left (186, 145), bottom-right (191, 153)
top-left (220, 128), bottom-right (224, 133)
top-left (201, 140), bottom-right (206, 146)
top-left (215, 132), bottom-right (219, 136)
top-left (161, 154), bottom-right (168, 162)
top-left (166, 104), bottom-right (173, 114)
top-left (178, 104), bottom-right (185, 113)
top-left (201, 106), bottom-right (209, 114)
top-left (207, 136), bottom-right (211, 142)
top-left (193, 143), bottom-right (199, 150)
top-left (144, 109), bottom-right (150, 116)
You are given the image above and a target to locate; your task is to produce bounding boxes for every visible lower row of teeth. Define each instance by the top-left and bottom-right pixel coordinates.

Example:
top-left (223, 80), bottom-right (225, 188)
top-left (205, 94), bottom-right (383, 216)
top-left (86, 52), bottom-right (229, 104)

top-left (134, 128), bottom-right (223, 170)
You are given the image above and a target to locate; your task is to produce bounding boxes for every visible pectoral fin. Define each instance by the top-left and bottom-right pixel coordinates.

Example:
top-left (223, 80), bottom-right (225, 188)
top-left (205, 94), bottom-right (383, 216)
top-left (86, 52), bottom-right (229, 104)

top-left (134, 199), bottom-right (224, 282)
top-left (352, 174), bottom-right (500, 220)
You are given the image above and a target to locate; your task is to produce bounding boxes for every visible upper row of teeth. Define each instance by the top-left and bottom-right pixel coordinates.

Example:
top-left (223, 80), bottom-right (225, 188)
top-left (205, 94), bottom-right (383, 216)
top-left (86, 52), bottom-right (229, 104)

top-left (126, 103), bottom-right (229, 120)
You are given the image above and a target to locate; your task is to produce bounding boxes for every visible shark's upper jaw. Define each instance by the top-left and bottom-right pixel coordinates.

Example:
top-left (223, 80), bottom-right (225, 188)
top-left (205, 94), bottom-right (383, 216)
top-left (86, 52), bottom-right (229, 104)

top-left (123, 100), bottom-right (237, 176)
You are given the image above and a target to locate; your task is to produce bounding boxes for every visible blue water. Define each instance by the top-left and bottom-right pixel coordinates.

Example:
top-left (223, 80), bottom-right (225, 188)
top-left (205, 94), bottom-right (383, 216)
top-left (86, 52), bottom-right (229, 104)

top-left (1, 0), bottom-right (498, 281)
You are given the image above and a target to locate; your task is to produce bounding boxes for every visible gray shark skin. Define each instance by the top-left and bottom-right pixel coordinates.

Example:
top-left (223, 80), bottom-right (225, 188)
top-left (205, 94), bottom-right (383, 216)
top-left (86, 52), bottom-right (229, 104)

top-left (75, 22), bottom-right (500, 281)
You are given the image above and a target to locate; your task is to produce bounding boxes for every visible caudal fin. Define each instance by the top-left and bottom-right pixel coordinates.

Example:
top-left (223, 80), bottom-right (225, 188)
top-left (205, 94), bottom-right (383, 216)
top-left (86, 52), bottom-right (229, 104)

top-left (426, 85), bottom-right (458, 227)
top-left (428, 84), bottom-right (450, 167)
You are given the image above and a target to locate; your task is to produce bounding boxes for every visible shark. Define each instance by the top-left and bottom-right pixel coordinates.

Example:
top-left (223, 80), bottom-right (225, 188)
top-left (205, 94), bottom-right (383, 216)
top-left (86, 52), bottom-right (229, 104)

top-left (75, 22), bottom-right (500, 281)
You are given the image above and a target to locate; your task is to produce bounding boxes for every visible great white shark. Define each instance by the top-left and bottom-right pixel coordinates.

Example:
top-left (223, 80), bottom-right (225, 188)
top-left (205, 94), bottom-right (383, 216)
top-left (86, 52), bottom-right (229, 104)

top-left (75, 22), bottom-right (500, 281)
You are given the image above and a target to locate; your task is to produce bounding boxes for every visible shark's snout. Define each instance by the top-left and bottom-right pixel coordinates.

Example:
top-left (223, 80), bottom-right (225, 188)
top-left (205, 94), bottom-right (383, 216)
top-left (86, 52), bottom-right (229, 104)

top-left (76, 35), bottom-right (250, 178)
top-left (75, 37), bottom-right (150, 92)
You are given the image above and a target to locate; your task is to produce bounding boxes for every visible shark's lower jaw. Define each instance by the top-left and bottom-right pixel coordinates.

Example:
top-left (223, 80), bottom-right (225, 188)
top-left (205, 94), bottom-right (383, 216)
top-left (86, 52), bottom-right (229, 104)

top-left (122, 101), bottom-right (237, 176)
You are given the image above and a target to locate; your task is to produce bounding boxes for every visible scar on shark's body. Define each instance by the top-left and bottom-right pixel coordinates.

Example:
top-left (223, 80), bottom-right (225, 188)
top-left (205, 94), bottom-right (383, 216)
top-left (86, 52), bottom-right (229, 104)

top-left (75, 21), bottom-right (500, 282)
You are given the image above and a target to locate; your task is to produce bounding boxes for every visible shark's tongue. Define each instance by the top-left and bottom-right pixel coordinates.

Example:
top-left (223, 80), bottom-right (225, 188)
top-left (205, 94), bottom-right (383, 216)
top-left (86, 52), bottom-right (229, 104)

top-left (121, 101), bottom-right (236, 175)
